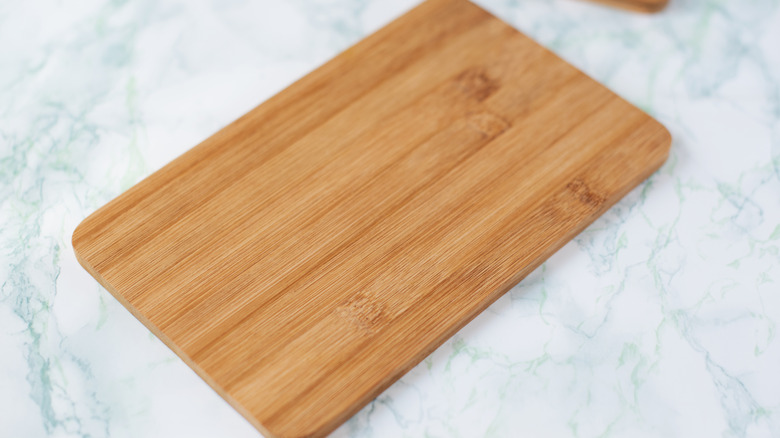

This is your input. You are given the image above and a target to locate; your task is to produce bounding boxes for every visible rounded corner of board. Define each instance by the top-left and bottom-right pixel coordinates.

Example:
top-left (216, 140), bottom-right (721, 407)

top-left (71, 219), bottom-right (88, 252)
top-left (653, 121), bottom-right (673, 162)
top-left (71, 214), bottom-right (103, 280)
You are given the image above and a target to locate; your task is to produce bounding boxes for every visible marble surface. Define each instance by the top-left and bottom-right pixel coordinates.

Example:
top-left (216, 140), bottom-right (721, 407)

top-left (2, 0), bottom-right (779, 436)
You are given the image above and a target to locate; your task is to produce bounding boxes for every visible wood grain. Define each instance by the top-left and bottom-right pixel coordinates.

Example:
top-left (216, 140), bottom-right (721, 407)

top-left (72, 0), bottom-right (671, 436)
top-left (587, 0), bottom-right (669, 13)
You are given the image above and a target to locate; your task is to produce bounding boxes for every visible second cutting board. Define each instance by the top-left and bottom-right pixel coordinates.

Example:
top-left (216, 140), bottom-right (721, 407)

top-left (73, 0), bottom-right (671, 436)
top-left (590, 0), bottom-right (668, 12)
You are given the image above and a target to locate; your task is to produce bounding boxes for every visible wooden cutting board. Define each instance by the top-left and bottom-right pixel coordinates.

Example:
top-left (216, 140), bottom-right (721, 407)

top-left (73, 0), bottom-right (670, 436)
top-left (589, 0), bottom-right (669, 12)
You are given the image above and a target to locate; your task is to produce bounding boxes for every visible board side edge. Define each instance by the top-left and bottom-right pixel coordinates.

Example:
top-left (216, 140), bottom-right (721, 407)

top-left (70, 241), bottom-right (281, 438)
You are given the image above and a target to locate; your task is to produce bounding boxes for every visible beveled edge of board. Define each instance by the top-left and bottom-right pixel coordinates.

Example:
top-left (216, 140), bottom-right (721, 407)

top-left (71, 0), bottom-right (673, 436)
top-left (71, 248), bottom-right (278, 437)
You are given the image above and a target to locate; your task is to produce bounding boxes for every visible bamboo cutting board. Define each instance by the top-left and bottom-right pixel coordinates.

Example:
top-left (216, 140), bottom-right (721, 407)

top-left (589, 0), bottom-right (669, 12)
top-left (73, 0), bottom-right (670, 436)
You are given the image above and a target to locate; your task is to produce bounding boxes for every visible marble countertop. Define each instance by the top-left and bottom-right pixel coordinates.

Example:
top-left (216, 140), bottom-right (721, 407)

top-left (2, 0), bottom-right (779, 436)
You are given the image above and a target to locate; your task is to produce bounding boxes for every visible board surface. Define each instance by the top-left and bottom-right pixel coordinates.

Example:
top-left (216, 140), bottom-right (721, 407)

top-left (72, 0), bottom-right (670, 436)
top-left (587, 0), bottom-right (669, 12)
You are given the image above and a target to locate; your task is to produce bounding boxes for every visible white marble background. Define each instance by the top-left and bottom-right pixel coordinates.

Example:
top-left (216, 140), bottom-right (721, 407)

top-left (1, 0), bottom-right (779, 436)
